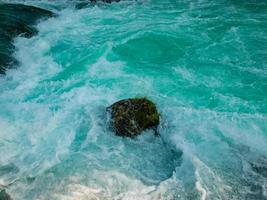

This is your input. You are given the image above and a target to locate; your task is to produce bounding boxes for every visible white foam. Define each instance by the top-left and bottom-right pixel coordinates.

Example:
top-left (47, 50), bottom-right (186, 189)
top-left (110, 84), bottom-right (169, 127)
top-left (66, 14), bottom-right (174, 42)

top-left (1, 1), bottom-right (266, 199)
top-left (195, 180), bottom-right (207, 200)
top-left (50, 170), bottom-right (182, 200)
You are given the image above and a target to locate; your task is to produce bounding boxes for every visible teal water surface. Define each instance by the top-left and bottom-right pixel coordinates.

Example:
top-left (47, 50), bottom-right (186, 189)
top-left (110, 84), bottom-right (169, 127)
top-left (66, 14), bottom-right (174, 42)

top-left (0, 0), bottom-right (267, 199)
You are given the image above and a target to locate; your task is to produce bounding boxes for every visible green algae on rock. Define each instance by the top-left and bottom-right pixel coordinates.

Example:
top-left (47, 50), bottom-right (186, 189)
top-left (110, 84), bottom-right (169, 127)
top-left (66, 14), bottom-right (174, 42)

top-left (107, 98), bottom-right (160, 137)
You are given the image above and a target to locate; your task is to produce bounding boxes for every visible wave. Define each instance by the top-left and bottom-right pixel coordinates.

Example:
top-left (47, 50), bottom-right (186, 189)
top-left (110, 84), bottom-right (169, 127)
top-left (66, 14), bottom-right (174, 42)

top-left (0, 0), bottom-right (267, 199)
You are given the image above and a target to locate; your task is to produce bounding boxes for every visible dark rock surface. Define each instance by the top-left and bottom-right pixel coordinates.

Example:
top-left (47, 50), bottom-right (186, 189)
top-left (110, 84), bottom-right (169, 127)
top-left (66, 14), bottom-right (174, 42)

top-left (107, 98), bottom-right (160, 137)
top-left (0, 3), bottom-right (54, 74)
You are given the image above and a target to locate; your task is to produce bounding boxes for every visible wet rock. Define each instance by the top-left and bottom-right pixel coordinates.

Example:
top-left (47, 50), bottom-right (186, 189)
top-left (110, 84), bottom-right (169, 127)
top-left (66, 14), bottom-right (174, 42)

top-left (0, 3), bottom-right (55, 74)
top-left (0, 190), bottom-right (12, 200)
top-left (107, 98), bottom-right (160, 137)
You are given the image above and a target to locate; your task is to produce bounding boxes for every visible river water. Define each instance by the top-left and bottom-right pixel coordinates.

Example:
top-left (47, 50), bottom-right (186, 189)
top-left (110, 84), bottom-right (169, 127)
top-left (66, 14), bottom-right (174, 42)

top-left (0, 0), bottom-right (267, 199)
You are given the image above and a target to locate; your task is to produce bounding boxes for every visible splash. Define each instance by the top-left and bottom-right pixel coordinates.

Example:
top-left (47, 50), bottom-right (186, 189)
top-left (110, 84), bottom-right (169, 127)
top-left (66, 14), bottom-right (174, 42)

top-left (0, 0), bottom-right (267, 199)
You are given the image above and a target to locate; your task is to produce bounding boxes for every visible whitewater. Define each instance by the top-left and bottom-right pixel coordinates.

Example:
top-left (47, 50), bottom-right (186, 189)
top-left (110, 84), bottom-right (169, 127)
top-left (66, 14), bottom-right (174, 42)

top-left (0, 0), bottom-right (267, 199)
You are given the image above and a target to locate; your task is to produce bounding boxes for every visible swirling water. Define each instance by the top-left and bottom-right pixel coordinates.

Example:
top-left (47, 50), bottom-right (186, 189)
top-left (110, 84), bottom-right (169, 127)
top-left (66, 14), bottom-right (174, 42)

top-left (0, 0), bottom-right (267, 199)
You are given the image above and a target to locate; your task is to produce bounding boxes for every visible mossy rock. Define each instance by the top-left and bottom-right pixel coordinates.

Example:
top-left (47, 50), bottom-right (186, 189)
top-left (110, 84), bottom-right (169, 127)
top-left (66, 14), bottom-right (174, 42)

top-left (107, 98), bottom-right (160, 137)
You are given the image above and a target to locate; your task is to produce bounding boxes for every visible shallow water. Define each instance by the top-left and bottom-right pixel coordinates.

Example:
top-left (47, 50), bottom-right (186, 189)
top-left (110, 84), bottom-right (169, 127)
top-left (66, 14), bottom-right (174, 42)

top-left (0, 0), bottom-right (267, 199)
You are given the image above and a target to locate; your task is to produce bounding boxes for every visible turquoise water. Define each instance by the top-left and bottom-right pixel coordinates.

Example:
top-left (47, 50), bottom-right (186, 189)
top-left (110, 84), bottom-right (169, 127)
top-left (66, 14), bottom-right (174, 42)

top-left (0, 0), bottom-right (267, 199)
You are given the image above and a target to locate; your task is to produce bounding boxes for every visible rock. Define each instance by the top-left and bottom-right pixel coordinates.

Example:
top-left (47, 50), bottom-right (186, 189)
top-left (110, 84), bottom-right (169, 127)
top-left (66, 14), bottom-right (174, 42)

top-left (0, 3), bottom-right (55, 74)
top-left (0, 190), bottom-right (12, 200)
top-left (107, 98), bottom-right (160, 137)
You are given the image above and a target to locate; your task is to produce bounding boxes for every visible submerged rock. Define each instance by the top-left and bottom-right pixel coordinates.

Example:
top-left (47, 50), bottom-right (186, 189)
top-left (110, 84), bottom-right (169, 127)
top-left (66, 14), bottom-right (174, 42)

top-left (0, 3), bottom-right (54, 74)
top-left (107, 98), bottom-right (160, 137)
top-left (0, 190), bottom-right (12, 200)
